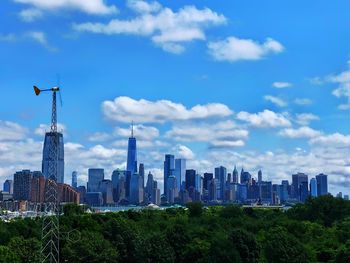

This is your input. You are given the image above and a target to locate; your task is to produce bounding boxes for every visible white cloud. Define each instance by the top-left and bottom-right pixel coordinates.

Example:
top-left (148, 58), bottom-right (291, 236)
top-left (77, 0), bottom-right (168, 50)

top-left (207, 37), bottom-right (284, 62)
top-left (264, 95), bottom-right (287, 107)
top-left (166, 120), bottom-right (248, 148)
top-left (73, 3), bottom-right (226, 54)
top-left (14, 0), bottom-right (118, 15)
top-left (327, 68), bottom-right (350, 110)
top-left (279, 126), bottom-right (322, 139)
top-left (294, 98), bottom-right (312, 106)
top-left (272, 82), bottom-right (292, 89)
top-left (309, 133), bottom-right (350, 148)
top-left (0, 121), bottom-right (28, 141)
top-left (102, 96), bottom-right (233, 123)
top-left (173, 145), bottom-right (195, 159)
top-left (19, 8), bottom-right (43, 22)
top-left (88, 132), bottom-right (112, 142)
top-left (127, 0), bottom-right (161, 13)
top-left (114, 124), bottom-right (159, 141)
top-left (25, 31), bottom-right (56, 51)
top-left (236, 110), bottom-right (291, 128)
top-left (295, 113), bottom-right (319, 125)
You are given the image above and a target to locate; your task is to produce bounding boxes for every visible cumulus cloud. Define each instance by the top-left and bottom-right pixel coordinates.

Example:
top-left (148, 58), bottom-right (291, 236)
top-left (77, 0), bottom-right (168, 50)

top-left (88, 132), bottom-right (112, 142)
top-left (207, 37), bottom-right (284, 62)
top-left (0, 121), bottom-right (28, 141)
top-left (236, 110), bottom-right (291, 128)
top-left (264, 95), bottom-right (287, 107)
top-left (309, 133), bottom-right (350, 148)
top-left (114, 124), bottom-right (159, 141)
top-left (272, 82), bottom-right (292, 89)
top-left (74, 2), bottom-right (226, 54)
top-left (25, 31), bottom-right (56, 51)
top-left (102, 96), bottom-right (233, 123)
top-left (279, 127), bottom-right (322, 139)
top-left (173, 145), bottom-right (195, 159)
top-left (327, 67), bottom-right (350, 110)
top-left (295, 113), bottom-right (319, 126)
top-left (166, 120), bottom-right (248, 148)
top-left (294, 98), bottom-right (312, 106)
top-left (14, 0), bottom-right (118, 16)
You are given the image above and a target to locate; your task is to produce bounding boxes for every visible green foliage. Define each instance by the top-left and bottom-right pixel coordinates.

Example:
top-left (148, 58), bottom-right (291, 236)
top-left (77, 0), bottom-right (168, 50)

top-left (186, 202), bottom-right (203, 217)
top-left (63, 203), bottom-right (85, 216)
top-left (0, 195), bottom-right (349, 263)
top-left (0, 245), bottom-right (20, 263)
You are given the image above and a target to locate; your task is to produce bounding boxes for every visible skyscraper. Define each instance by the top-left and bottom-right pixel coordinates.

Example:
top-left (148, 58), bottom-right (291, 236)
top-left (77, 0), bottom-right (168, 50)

top-left (292, 173), bottom-right (308, 202)
top-left (30, 171), bottom-right (45, 203)
top-left (3, 179), bottom-right (13, 194)
top-left (145, 171), bottom-right (154, 202)
top-left (316, 173), bottom-right (328, 196)
top-left (240, 168), bottom-right (251, 184)
top-left (13, 170), bottom-right (33, 201)
top-left (310, 178), bottom-right (317, 197)
top-left (215, 166), bottom-right (227, 200)
top-left (175, 158), bottom-right (186, 192)
top-left (127, 124), bottom-right (137, 175)
top-left (164, 154), bottom-right (175, 197)
top-left (232, 166), bottom-right (238, 184)
top-left (71, 171), bottom-right (77, 188)
top-left (99, 179), bottom-right (114, 205)
top-left (87, 168), bottom-right (104, 192)
top-left (42, 132), bottom-right (64, 183)
top-left (126, 124), bottom-right (137, 198)
top-left (139, 163), bottom-right (145, 188)
top-left (112, 169), bottom-right (126, 202)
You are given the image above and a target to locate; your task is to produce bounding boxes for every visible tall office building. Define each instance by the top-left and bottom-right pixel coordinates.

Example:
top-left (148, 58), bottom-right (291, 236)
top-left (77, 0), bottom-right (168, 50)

top-left (126, 124), bottom-right (137, 198)
top-left (139, 163), bottom-right (145, 188)
top-left (203, 173), bottom-right (213, 191)
top-left (126, 124), bottom-right (137, 175)
top-left (167, 176), bottom-right (177, 203)
top-left (130, 173), bottom-right (143, 204)
top-left (42, 132), bottom-right (64, 183)
top-left (112, 169), bottom-right (126, 203)
top-left (164, 154), bottom-right (175, 196)
top-left (215, 166), bottom-right (227, 200)
top-left (260, 181), bottom-right (272, 203)
top-left (310, 178), bottom-right (317, 197)
top-left (258, 170), bottom-right (262, 184)
top-left (292, 173), bottom-right (308, 202)
top-left (13, 170), bottom-right (33, 201)
top-left (175, 159), bottom-right (186, 192)
top-left (316, 173), bottom-right (328, 196)
top-left (30, 171), bottom-right (46, 203)
top-left (240, 168), bottom-right (251, 185)
top-left (281, 180), bottom-right (289, 202)
top-left (3, 179), bottom-right (13, 194)
top-left (71, 171), bottom-right (78, 188)
top-left (232, 166), bottom-right (238, 184)
top-left (99, 179), bottom-right (114, 205)
top-left (145, 172), bottom-right (154, 202)
top-left (87, 168), bottom-right (104, 192)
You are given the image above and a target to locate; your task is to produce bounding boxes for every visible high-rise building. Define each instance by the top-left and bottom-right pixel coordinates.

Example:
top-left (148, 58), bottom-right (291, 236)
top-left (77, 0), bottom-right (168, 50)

top-left (203, 173), bottom-right (213, 191)
top-left (260, 181), bottom-right (272, 204)
top-left (112, 169), bottom-right (126, 203)
top-left (258, 170), bottom-right (262, 184)
top-left (139, 163), bottom-right (145, 188)
top-left (130, 173), bottom-right (143, 204)
top-left (99, 179), bottom-right (114, 205)
top-left (42, 132), bottom-right (64, 183)
top-left (126, 124), bottom-right (137, 175)
top-left (30, 171), bottom-right (46, 203)
top-left (3, 179), bottom-right (13, 194)
top-left (163, 154), bottom-right (175, 197)
top-left (57, 183), bottom-right (80, 204)
top-left (175, 159), bottom-right (186, 192)
top-left (77, 186), bottom-right (86, 204)
top-left (85, 192), bottom-right (103, 206)
top-left (167, 176), bottom-right (177, 203)
top-left (281, 180), bottom-right (289, 202)
top-left (310, 178), bottom-right (317, 197)
top-left (232, 166), bottom-right (238, 184)
top-left (13, 170), bottom-right (33, 201)
top-left (316, 174), bottom-right (328, 196)
top-left (292, 173), bottom-right (308, 202)
top-left (87, 168), bottom-right (104, 192)
top-left (71, 171), bottom-right (78, 188)
top-left (215, 166), bottom-right (227, 200)
top-left (240, 168), bottom-right (251, 185)
top-left (145, 172), bottom-right (154, 202)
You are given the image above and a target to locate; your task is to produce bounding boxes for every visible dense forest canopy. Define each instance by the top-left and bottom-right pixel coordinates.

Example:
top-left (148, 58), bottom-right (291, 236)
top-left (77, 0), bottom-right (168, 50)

top-left (1, 195), bottom-right (350, 262)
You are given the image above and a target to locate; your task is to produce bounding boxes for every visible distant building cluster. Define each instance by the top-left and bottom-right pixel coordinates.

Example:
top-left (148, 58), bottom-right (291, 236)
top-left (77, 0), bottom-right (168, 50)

top-left (1, 123), bottom-right (348, 210)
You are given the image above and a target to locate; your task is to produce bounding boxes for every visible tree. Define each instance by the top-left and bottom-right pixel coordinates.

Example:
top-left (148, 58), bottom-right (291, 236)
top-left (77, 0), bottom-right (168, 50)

top-left (8, 236), bottom-right (41, 263)
top-left (142, 233), bottom-right (175, 263)
top-left (0, 246), bottom-right (20, 263)
top-left (230, 228), bottom-right (260, 263)
top-left (186, 202), bottom-right (203, 217)
top-left (263, 227), bottom-right (310, 263)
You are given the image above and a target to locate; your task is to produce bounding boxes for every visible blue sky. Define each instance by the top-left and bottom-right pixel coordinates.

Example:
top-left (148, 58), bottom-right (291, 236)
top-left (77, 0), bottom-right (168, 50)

top-left (1, 0), bottom-right (350, 194)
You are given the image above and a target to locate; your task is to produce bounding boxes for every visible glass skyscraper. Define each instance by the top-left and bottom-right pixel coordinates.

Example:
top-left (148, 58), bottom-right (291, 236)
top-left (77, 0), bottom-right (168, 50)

top-left (215, 166), bottom-right (227, 200)
top-left (310, 178), bottom-right (317, 197)
top-left (164, 154), bottom-right (175, 197)
top-left (126, 126), bottom-right (137, 199)
top-left (175, 158), bottom-right (186, 192)
top-left (87, 168), bottom-right (104, 192)
top-left (42, 132), bottom-right (64, 183)
top-left (71, 171), bottom-right (77, 188)
top-left (316, 173), bottom-right (328, 196)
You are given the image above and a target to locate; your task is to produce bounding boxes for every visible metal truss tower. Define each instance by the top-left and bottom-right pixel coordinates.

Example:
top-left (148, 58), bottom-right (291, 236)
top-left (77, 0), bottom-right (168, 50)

top-left (34, 86), bottom-right (61, 263)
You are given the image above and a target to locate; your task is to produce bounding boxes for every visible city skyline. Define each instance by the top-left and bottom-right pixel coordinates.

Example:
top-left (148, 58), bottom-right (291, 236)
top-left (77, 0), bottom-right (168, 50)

top-left (2, 1), bottom-right (350, 195)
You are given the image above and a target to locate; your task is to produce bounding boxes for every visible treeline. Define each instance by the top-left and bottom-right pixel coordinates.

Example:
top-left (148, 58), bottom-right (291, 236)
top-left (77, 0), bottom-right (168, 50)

top-left (1, 195), bottom-right (350, 262)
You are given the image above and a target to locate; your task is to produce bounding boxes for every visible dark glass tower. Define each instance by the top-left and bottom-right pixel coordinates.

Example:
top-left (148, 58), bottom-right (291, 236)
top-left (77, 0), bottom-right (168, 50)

top-left (126, 123), bottom-right (137, 198)
top-left (42, 132), bottom-right (64, 183)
